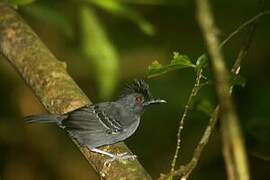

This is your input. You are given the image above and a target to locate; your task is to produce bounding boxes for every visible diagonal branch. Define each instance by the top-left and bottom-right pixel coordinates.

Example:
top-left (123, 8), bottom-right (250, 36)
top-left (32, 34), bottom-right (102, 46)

top-left (0, 3), bottom-right (152, 180)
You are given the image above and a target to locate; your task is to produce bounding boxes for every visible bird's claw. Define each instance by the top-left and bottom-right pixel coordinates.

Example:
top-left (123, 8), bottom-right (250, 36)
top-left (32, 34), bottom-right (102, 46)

top-left (117, 152), bottom-right (137, 160)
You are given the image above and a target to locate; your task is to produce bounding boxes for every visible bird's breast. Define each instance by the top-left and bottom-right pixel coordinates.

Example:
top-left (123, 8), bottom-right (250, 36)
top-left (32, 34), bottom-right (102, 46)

top-left (122, 117), bottom-right (140, 138)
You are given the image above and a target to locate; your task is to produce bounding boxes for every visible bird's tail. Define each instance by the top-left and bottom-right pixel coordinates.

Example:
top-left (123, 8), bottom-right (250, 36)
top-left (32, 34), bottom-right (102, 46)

top-left (24, 114), bottom-right (67, 126)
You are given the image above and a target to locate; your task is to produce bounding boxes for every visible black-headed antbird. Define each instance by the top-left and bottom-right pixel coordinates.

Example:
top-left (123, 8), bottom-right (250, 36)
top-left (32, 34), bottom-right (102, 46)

top-left (25, 80), bottom-right (166, 161)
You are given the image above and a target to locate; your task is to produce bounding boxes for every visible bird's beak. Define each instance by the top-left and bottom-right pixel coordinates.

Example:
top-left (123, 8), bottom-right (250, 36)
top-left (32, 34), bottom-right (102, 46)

top-left (143, 98), bottom-right (167, 106)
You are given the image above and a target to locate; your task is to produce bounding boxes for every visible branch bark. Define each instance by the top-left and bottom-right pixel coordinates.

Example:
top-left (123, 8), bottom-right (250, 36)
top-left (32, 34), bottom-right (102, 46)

top-left (0, 3), bottom-right (152, 180)
top-left (196, 1), bottom-right (250, 180)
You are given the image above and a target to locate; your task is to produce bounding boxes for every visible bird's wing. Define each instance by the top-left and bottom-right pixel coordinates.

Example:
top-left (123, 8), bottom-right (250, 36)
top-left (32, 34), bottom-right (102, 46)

top-left (93, 104), bottom-right (123, 134)
top-left (62, 104), bottom-right (123, 148)
top-left (63, 104), bottom-right (123, 134)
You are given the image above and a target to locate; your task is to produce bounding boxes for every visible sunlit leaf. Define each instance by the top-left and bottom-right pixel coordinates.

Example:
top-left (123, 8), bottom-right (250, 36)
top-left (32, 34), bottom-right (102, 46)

top-left (150, 60), bottom-right (162, 69)
top-left (148, 52), bottom-right (195, 78)
top-left (87, 0), bottom-right (155, 35)
top-left (169, 52), bottom-right (195, 70)
top-left (80, 5), bottom-right (119, 99)
top-left (148, 60), bottom-right (166, 78)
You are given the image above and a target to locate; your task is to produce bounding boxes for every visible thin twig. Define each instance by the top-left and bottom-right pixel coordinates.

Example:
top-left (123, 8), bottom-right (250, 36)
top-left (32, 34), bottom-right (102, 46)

top-left (158, 106), bottom-right (220, 180)
top-left (219, 10), bottom-right (270, 48)
top-left (231, 1), bottom-right (264, 75)
top-left (170, 69), bottom-right (203, 172)
top-left (196, 0), bottom-right (250, 180)
top-left (181, 106), bottom-right (219, 179)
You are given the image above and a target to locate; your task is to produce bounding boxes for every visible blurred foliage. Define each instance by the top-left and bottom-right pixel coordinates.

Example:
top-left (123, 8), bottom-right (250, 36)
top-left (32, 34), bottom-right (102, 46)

top-left (195, 99), bottom-right (214, 116)
top-left (17, 0), bottom-right (156, 99)
top-left (79, 5), bottom-right (119, 99)
top-left (22, 3), bottom-right (73, 38)
top-left (246, 118), bottom-right (270, 161)
top-left (0, 0), bottom-right (270, 180)
top-left (88, 0), bottom-right (156, 35)
top-left (9, 0), bottom-right (35, 6)
top-left (118, 0), bottom-right (182, 5)
top-left (229, 73), bottom-right (246, 88)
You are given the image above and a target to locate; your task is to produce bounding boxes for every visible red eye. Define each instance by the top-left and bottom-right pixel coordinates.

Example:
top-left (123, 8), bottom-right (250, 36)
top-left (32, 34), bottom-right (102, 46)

top-left (135, 96), bottom-right (144, 104)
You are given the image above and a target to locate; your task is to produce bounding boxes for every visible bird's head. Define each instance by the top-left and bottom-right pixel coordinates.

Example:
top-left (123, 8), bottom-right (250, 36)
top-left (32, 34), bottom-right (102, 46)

top-left (117, 79), bottom-right (166, 114)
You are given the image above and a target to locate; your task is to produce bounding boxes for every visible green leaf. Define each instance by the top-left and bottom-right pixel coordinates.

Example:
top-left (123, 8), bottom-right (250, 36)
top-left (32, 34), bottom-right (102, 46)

top-left (149, 60), bottom-right (162, 69)
top-left (148, 52), bottom-right (195, 78)
top-left (88, 0), bottom-right (155, 35)
top-left (80, 5), bottom-right (119, 99)
top-left (9, 0), bottom-right (35, 6)
top-left (148, 60), bottom-right (165, 78)
top-left (196, 54), bottom-right (208, 70)
top-left (229, 74), bottom-right (246, 88)
top-left (171, 52), bottom-right (193, 67)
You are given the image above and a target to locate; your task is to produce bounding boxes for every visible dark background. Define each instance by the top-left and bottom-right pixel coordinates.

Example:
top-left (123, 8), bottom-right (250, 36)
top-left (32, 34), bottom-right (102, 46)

top-left (0, 0), bottom-right (270, 179)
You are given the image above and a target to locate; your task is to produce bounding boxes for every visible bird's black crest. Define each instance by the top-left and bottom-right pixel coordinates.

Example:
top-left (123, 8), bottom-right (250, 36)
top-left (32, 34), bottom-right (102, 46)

top-left (120, 79), bottom-right (151, 100)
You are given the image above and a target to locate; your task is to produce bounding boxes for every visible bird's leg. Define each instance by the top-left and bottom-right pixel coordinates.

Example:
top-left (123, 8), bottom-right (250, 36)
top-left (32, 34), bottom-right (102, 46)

top-left (90, 148), bottom-right (115, 158)
top-left (90, 148), bottom-right (137, 163)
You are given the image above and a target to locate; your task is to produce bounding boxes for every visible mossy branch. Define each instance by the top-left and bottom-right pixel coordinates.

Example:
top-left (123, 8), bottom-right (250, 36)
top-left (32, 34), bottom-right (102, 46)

top-left (0, 3), bottom-right (151, 180)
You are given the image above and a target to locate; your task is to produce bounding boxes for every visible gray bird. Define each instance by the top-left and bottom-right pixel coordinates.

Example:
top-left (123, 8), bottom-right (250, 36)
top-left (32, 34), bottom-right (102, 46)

top-left (25, 80), bottom-right (166, 161)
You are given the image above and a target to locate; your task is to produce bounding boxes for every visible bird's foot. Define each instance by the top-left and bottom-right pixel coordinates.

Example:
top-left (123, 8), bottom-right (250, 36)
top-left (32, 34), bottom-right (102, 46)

top-left (115, 152), bottom-right (137, 160)
top-left (104, 152), bottom-right (137, 166)
top-left (90, 148), bottom-right (137, 167)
